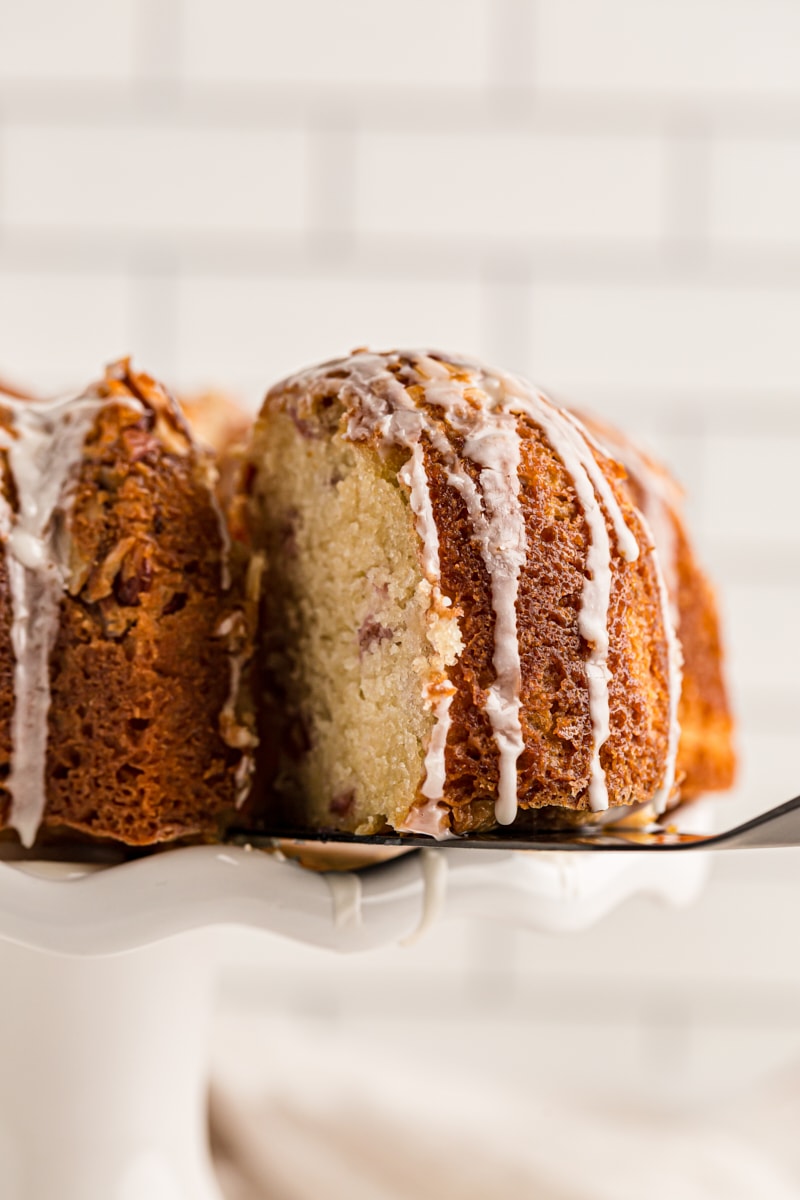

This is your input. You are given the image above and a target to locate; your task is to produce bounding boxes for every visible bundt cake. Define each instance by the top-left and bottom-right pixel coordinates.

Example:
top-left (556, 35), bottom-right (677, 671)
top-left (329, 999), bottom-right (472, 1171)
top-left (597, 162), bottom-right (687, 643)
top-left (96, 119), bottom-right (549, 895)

top-left (0, 359), bottom-right (256, 848)
top-left (578, 413), bottom-right (735, 800)
top-left (240, 349), bottom-right (696, 839)
top-left (180, 390), bottom-right (252, 519)
top-left (0, 348), bottom-right (733, 851)
top-left (179, 390), bottom-right (251, 458)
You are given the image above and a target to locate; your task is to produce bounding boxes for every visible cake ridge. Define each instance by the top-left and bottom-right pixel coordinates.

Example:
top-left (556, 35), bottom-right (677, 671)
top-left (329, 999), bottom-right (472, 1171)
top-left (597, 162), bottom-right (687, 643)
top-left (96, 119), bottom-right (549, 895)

top-left (578, 416), bottom-right (685, 811)
top-left (0, 389), bottom-right (142, 847)
top-left (0, 359), bottom-right (256, 848)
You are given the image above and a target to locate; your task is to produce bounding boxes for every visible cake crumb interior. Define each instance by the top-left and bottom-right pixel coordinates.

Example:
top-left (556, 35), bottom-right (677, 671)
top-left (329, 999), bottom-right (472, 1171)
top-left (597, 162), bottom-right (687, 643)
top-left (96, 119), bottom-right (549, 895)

top-left (254, 410), bottom-right (445, 833)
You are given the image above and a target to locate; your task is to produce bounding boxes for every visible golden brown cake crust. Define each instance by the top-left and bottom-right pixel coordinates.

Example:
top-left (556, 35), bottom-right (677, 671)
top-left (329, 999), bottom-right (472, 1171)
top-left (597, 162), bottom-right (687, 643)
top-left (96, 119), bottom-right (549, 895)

top-left (672, 534), bottom-right (736, 797)
top-left (179, 391), bottom-right (251, 456)
top-left (0, 360), bottom-right (256, 846)
top-left (424, 427), bottom-right (671, 831)
top-left (0, 553), bottom-right (13, 826)
top-left (582, 413), bottom-right (737, 799)
top-left (248, 350), bottom-right (678, 835)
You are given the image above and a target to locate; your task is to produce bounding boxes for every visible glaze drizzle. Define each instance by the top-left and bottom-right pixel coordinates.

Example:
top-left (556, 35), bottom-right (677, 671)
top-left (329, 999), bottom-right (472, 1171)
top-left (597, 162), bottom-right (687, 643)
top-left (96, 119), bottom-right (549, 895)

top-left (288, 350), bottom-right (652, 827)
top-left (577, 418), bottom-right (684, 814)
top-left (0, 394), bottom-right (136, 847)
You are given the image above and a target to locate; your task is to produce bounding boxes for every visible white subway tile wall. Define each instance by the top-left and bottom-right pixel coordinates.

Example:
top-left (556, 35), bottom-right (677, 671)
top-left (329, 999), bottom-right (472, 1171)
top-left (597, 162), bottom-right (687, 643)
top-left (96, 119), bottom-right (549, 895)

top-left (710, 138), bottom-right (800, 246)
top-left (0, 0), bottom-right (139, 82)
top-left (173, 274), bottom-right (486, 394)
top-left (4, 126), bottom-right (310, 234)
top-left (533, 0), bottom-right (800, 96)
top-left (182, 0), bottom-right (492, 88)
top-left (355, 131), bottom-right (667, 241)
top-left (1, 0), bottom-right (799, 1120)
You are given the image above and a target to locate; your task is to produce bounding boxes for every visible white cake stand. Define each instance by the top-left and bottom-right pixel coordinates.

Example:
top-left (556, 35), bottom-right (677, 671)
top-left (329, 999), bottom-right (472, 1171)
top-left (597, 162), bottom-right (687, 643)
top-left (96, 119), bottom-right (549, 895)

top-left (0, 808), bottom-right (711, 1200)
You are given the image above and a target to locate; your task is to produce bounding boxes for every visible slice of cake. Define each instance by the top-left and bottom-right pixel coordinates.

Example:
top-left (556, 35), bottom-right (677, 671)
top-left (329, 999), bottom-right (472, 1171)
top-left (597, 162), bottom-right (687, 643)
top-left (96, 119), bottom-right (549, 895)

top-left (240, 349), bottom-right (700, 838)
top-left (0, 359), bottom-right (257, 847)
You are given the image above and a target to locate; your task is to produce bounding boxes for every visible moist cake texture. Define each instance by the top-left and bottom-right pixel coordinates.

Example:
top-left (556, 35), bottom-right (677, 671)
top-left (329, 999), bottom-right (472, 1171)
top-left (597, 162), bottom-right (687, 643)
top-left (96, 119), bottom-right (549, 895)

top-left (243, 349), bottom-right (699, 838)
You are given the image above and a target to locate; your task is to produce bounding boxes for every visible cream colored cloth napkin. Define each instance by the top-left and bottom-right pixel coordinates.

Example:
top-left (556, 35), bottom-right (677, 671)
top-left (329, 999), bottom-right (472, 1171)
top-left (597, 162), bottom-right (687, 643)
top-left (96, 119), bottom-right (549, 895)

top-left (209, 1015), bottom-right (800, 1200)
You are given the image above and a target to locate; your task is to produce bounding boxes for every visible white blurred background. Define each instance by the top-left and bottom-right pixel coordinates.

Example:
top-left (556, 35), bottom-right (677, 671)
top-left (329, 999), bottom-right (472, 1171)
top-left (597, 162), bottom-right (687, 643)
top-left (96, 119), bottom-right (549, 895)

top-left (2, 1), bottom-right (800, 1195)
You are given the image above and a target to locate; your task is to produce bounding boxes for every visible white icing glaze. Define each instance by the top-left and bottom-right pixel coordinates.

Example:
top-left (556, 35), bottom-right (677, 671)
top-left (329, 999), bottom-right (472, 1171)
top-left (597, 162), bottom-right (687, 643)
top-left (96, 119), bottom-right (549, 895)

top-left (574, 415), bottom-right (680, 614)
top-left (395, 744), bottom-right (453, 840)
top-left (460, 414), bottom-right (527, 824)
top-left (0, 378), bottom-right (245, 845)
top-left (517, 403), bottom-right (620, 812)
top-left (326, 870), bottom-right (363, 929)
top-left (398, 440), bottom-right (440, 582)
top-left (286, 352), bottom-right (643, 825)
top-left (398, 803), bottom-right (451, 838)
top-left (560, 412), bottom-right (640, 562)
top-left (576, 417), bottom-right (683, 814)
top-left (396, 453), bottom-right (458, 802)
top-left (341, 355), bottom-right (530, 822)
top-left (0, 393), bottom-right (137, 847)
top-left (635, 512), bottom-right (683, 814)
top-left (418, 690), bottom-right (455, 803)
top-left (401, 848), bottom-right (448, 945)
top-left (430, 360), bottom-right (639, 817)
top-left (637, 481), bottom-right (679, 622)
top-left (443, 366), bottom-right (642, 816)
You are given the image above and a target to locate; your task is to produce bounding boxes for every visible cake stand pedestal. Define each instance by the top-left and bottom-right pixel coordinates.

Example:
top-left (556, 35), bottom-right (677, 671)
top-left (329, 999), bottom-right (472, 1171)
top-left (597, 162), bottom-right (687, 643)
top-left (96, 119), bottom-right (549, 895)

top-left (0, 932), bottom-right (219, 1200)
top-left (0, 816), bottom-right (711, 1200)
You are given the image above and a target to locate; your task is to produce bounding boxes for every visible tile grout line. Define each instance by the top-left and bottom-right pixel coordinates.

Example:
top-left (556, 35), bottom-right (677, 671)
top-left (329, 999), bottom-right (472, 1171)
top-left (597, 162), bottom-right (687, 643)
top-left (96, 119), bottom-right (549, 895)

top-left (305, 115), bottom-right (358, 257)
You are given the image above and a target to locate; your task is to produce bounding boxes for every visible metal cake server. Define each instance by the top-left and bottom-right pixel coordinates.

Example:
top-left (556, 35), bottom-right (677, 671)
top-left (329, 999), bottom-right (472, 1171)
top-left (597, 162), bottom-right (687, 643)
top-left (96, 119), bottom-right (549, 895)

top-left (0, 796), bottom-right (796, 865)
top-left (231, 794), bottom-right (800, 853)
